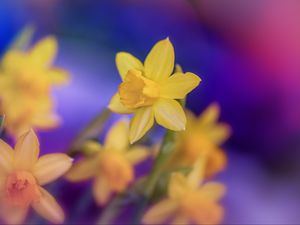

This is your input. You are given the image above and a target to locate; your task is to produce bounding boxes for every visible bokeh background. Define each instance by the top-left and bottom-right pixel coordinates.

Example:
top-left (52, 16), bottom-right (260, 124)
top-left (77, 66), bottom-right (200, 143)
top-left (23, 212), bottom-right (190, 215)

top-left (1, 0), bottom-right (300, 224)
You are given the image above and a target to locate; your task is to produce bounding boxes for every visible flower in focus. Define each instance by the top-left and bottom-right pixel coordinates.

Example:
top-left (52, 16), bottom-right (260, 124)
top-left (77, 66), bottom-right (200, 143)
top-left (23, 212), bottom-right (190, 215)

top-left (0, 129), bottom-right (72, 224)
top-left (0, 36), bottom-right (69, 137)
top-left (142, 158), bottom-right (225, 225)
top-left (171, 103), bottom-right (231, 177)
top-left (108, 38), bottom-right (201, 143)
top-left (66, 120), bottom-right (149, 205)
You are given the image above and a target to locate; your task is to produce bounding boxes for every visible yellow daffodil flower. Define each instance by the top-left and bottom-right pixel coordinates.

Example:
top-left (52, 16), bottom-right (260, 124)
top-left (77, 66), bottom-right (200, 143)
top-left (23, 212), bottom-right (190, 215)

top-left (171, 104), bottom-right (231, 177)
top-left (108, 38), bottom-right (201, 143)
top-left (142, 158), bottom-right (225, 225)
top-left (66, 120), bottom-right (149, 205)
top-left (0, 129), bottom-right (72, 224)
top-left (0, 36), bottom-right (69, 137)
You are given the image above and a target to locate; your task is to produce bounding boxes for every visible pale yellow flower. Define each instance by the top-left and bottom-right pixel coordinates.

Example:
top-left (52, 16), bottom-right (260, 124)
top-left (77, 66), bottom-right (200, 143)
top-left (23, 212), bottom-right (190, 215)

top-left (65, 120), bottom-right (149, 205)
top-left (171, 104), bottom-right (231, 177)
top-left (142, 158), bottom-right (225, 225)
top-left (108, 38), bottom-right (201, 143)
top-left (0, 36), bottom-right (69, 137)
top-left (0, 129), bottom-right (72, 224)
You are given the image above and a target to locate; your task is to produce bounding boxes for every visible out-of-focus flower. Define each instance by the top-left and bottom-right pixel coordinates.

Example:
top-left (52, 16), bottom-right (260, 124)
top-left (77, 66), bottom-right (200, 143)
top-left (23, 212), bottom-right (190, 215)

top-left (66, 120), bottom-right (149, 205)
top-left (0, 129), bottom-right (72, 224)
top-left (108, 38), bottom-right (201, 143)
top-left (0, 36), bottom-right (69, 137)
top-left (142, 158), bottom-right (225, 225)
top-left (171, 104), bottom-right (230, 177)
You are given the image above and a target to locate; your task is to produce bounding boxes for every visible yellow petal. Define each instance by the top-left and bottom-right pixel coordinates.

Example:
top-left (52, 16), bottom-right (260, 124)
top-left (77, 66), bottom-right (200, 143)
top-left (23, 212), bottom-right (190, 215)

top-left (93, 175), bottom-right (111, 206)
top-left (116, 52), bottom-right (144, 80)
top-left (198, 103), bottom-right (220, 127)
top-left (187, 157), bottom-right (206, 189)
top-left (154, 98), bottom-right (186, 131)
top-left (129, 107), bottom-right (154, 144)
top-left (14, 129), bottom-right (40, 171)
top-left (207, 124), bottom-right (231, 145)
top-left (34, 153), bottom-right (73, 185)
top-left (160, 72), bottom-right (201, 99)
top-left (144, 38), bottom-right (175, 82)
top-left (171, 214), bottom-right (189, 225)
top-left (168, 173), bottom-right (188, 199)
top-left (2, 50), bottom-right (25, 73)
top-left (29, 36), bottom-right (57, 67)
top-left (108, 93), bottom-right (134, 114)
top-left (0, 139), bottom-right (14, 174)
top-left (32, 187), bottom-right (64, 224)
top-left (201, 182), bottom-right (226, 201)
top-left (32, 113), bottom-right (61, 129)
top-left (125, 146), bottom-right (149, 165)
top-left (104, 120), bottom-right (129, 151)
top-left (47, 68), bottom-right (70, 85)
top-left (65, 156), bottom-right (99, 182)
top-left (0, 204), bottom-right (28, 225)
top-left (142, 199), bottom-right (178, 225)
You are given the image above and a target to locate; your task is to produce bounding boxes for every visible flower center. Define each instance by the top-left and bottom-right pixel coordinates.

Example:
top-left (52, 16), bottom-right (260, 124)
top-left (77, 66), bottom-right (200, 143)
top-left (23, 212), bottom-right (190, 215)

top-left (5, 171), bottom-right (41, 207)
top-left (118, 69), bottom-right (160, 109)
top-left (99, 152), bottom-right (133, 192)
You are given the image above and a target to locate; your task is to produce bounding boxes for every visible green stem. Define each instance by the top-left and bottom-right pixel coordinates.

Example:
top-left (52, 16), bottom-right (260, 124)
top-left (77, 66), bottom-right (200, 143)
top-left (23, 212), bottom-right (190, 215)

top-left (144, 130), bottom-right (176, 197)
top-left (67, 108), bottom-right (111, 156)
top-left (97, 194), bottom-right (125, 225)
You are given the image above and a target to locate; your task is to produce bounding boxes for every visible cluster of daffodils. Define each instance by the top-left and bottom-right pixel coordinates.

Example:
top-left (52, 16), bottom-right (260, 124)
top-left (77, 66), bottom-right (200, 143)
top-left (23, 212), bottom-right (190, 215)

top-left (0, 36), bottom-right (69, 138)
top-left (0, 31), bottom-right (230, 225)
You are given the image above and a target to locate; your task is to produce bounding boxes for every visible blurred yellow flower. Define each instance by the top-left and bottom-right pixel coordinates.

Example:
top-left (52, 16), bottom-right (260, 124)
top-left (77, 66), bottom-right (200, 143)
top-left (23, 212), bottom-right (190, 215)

top-left (0, 36), bottom-right (69, 137)
top-left (142, 158), bottom-right (225, 225)
top-left (171, 103), bottom-right (231, 177)
top-left (66, 120), bottom-right (149, 205)
top-left (108, 38), bottom-right (201, 143)
top-left (0, 129), bottom-right (72, 224)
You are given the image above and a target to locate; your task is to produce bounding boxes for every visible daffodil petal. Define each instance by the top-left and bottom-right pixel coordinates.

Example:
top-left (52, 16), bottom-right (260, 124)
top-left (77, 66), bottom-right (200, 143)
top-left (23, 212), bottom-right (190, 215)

top-left (65, 156), bottom-right (99, 182)
top-left (93, 175), bottom-right (111, 206)
top-left (142, 199), bottom-right (178, 225)
top-left (144, 38), bottom-right (175, 82)
top-left (0, 204), bottom-right (28, 225)
top-left (29, 36), bottom-right (57, 67)
top-left (14, 129), bottom-right (40, 171)
top-left (154, 99), bottom-right (186, 131)
top-left (160, 72), bottom-right (201, 99)
top-left (2, 50), bottom-right (25, 73)
top-left (108, 93), bottom-right (134, 114)
top-left (116, 52), bottom-right (144, 80)
top-left (193, 202), bottom-right (224, 225)
top-left (47, 68), bottom-right (70, 85)
top-left (188, 157), bottom-right (206, 189)
top-left (168, 173), bottom-right (188, 199)
top-left (104, 120), bottom-right (129, 151)
top-left (32, 187), bottom-right (64, 224)
top-left (198, 103), bottom-right (220, 127)
top-left (34, 153), bottom-right (73, 185)
top-left (125, 146), bottom-right (149, 165)
top-left (207, 124), bottom-right (231, 145)
top-left (0, 139), bottom-right (14, 174)
top-left (32, 113), bottom-right (61, 129)
top-left (201, 182), bottom-right (226, 201)
top-left (171, 214), bottom-right (189, 225)
top-left (129, 107), bottom-right (154, 144)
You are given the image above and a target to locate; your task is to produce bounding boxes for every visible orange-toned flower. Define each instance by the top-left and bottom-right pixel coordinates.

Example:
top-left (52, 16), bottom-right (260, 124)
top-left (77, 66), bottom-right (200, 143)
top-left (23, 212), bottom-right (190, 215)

top-left (66, 120), bottom-right (149, 205)
top-left (142, 158), bottom-right (225, 225)
top-left (0, 129), bottom-right (72, 224)
top-left (171, 104), bottom-right (231, 177)
top-left (0, 36), bottom-right (69, 137)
